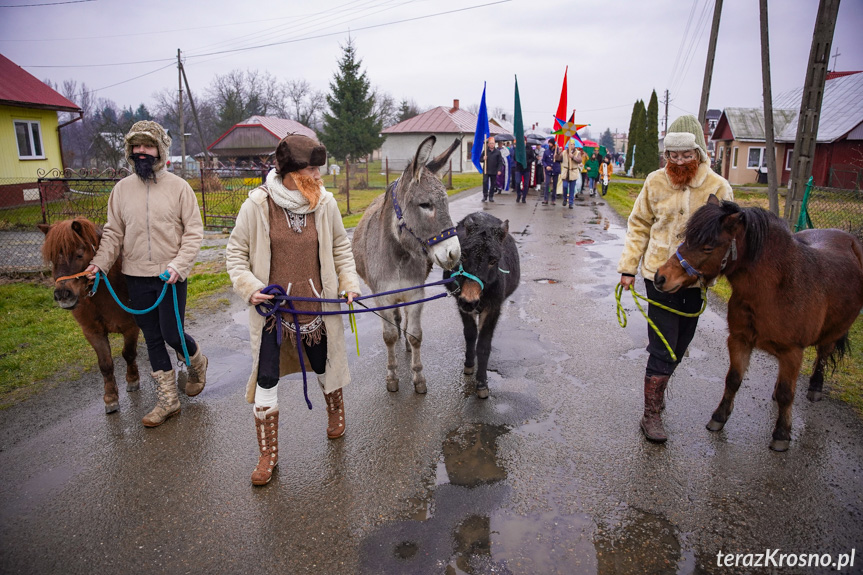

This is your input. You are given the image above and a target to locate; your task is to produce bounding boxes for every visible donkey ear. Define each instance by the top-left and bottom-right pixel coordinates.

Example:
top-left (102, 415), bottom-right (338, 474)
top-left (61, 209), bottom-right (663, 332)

top-left (37, 223), bottom-right (51, 236)
top-left (426, 137), bottom-right (462, 175)
top-left (707, 194), bottom-right (720, 205)
top-left (409, 135), bottom-right (437, 183)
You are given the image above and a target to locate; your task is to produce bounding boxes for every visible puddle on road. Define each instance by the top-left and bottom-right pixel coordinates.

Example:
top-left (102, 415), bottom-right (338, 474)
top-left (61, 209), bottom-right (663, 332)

top-left (534, 278), bottom-right (560, 284)
top-left (594, 506), bottom-right (693, 574)
top-left (437, 423), bottom-right (509, 488)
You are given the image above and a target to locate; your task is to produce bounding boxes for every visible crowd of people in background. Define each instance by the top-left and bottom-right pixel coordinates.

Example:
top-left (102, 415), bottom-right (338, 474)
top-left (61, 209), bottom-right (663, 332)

top-left (481, 135), bottom-right (621, 206)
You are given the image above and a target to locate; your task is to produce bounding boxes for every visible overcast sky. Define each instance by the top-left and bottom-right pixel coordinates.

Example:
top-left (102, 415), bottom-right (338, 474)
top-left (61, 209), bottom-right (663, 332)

top-left (2, 0), bottom-right (861, 139)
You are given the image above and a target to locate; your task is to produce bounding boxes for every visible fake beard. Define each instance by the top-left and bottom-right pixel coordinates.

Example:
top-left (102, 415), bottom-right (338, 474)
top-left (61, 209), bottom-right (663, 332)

top-left (132, 153), bottom-right (158, 182)
top-left (291, 173), bottom-right (322, 210)
top-left (666, 158), bottom-right (700, 187)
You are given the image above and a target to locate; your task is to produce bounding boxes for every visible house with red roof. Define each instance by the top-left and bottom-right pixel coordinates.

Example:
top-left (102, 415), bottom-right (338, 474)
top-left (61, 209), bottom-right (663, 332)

top-left (711, 71), bottom-right (863, 188)
top-left (380, 99), bottom-right (507, 173)
top-left (207, 115), bottom-right (317, 166)
top-left (0, 53), bottom-right (81, 207)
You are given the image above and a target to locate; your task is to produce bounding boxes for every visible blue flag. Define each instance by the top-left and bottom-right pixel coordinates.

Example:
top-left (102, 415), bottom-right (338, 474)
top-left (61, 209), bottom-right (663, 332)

top-left (471, 83), bottom-right (489, 173)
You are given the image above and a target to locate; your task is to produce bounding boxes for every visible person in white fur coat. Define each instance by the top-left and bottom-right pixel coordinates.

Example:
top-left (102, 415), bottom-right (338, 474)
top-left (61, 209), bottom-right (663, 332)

top-left (617, 115), bottom-right (733, 444)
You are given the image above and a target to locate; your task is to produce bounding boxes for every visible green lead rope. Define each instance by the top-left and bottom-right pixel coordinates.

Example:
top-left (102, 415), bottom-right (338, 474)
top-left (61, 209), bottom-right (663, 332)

top-left (615, 283), bottom-right (707, 363)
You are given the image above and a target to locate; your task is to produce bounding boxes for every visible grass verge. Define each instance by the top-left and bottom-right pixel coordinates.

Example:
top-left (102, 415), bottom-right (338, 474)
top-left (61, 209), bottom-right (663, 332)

top-left (0, 271), bottom-right (232, 407)
top-left (604, 183), bottom-right (863, 417)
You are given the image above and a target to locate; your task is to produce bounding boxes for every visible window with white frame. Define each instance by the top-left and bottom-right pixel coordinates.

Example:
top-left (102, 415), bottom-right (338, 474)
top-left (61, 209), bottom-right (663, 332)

top-left (14, 120), bottom-right (45, 159)
top-left (747, 147), bottom-right (765, 169)
top-left (732, 146), bottom-right (738, 168)
top-left (785, 149), bottom-right (793, 171)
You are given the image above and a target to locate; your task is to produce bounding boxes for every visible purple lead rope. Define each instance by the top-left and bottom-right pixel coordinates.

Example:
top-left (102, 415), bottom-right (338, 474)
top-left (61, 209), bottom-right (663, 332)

top-left (254, 278), bottom-right (456, 410)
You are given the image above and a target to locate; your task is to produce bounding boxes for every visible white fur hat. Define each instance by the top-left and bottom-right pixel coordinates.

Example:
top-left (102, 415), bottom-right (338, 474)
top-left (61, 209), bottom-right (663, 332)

top-left (664, 115), bottom-right (709, 163)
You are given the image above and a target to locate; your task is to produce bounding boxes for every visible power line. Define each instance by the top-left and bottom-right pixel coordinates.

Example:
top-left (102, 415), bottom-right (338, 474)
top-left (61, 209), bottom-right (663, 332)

top-left (0, 0), bottom-right (94, 6)
top-left (185, 0), bottom-right (511, 60)
top-left (83, 62), bottom-right (174, 95)
top-left (25, 57), bottom-right (174, 68)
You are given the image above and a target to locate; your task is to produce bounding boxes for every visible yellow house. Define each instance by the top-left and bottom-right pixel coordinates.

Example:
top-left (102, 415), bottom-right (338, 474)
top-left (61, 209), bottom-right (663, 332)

top-left (0, 53), bottom-right (80, 205)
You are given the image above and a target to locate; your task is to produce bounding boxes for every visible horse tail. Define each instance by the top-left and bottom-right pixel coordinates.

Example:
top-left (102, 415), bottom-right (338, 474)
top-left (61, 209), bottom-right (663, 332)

top-left (826, 332), bottom-right (851, 375)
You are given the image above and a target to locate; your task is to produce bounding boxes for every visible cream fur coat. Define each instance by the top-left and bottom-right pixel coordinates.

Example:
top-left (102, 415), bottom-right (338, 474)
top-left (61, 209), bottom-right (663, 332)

top-left (226, 186), bottom-right (361, 403)
top-left (617, 162), bottom-right (733, 281)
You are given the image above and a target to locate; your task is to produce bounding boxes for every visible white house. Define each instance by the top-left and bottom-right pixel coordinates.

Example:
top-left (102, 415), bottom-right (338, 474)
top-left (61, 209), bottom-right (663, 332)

top-left (380, 99), bottom-right (508, 173)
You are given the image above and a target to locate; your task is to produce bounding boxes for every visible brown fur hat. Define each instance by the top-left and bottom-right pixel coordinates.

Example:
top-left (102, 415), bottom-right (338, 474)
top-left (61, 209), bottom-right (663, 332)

top-left (124, 120), bottom-right (172, 172)
top-left (275, 134), bottom-right (327, 175)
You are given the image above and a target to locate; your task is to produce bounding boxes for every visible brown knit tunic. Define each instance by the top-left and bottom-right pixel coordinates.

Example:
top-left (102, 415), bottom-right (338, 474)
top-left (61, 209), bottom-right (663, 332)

top-left (266, 195), bottom-right (325, 346)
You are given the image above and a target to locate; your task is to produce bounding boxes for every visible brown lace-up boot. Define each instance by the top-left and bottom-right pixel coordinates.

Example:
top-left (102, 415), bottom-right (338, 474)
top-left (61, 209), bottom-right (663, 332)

top-left (142, 370), bottom-right (181, 427)
top-left (640, 375), bottom-right (670, 443)
top-left (319, 373), bottom-right (346, 439)
top-left (178, 348), bottom-right (208, 397)
top-left (252, 407), bottom-right (279, 486)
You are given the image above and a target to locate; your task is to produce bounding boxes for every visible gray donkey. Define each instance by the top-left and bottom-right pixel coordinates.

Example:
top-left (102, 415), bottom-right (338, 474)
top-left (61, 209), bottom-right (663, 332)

top-left (352, 136), bottom-right (462, 393)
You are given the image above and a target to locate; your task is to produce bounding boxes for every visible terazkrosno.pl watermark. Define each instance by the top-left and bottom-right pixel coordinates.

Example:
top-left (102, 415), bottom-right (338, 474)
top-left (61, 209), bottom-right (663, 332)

top-left (717, 549), bottom-right (856, 570)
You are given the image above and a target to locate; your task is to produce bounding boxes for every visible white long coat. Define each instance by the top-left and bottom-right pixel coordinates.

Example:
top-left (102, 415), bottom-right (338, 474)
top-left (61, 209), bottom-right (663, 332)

top-left (226, 186), bottom-right (361, 403)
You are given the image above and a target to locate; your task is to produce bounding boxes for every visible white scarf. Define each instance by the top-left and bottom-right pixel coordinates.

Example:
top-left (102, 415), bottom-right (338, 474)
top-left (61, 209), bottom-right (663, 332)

top-left (264, 168), bottom-right (332, 215)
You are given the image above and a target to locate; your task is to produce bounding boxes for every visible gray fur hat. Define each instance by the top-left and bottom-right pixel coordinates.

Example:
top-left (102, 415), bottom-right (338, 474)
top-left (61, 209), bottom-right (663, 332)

top-left (664, 114), bottom-right (709, 163)
top-left (124, 120), bottom-right (172, 172)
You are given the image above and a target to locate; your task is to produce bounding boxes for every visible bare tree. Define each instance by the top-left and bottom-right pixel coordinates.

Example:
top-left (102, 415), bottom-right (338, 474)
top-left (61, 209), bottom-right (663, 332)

top-left (371, 86), bottom-right (398, 129)
top-left (207, 69), bottom-right (283, 135)
top-left (283, 79), bottom-right (326, 129)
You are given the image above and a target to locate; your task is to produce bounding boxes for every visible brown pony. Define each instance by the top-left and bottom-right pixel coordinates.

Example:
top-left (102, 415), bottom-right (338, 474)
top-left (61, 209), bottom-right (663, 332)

top-left (654, 195), bottom-right (863, 451)
top-left (39, 219), bottom-right (140, 414)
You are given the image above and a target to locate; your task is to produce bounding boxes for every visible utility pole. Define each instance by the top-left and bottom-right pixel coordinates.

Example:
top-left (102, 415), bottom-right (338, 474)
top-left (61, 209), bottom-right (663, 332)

top-left (759, 0), bottom-right (780, 215)
top-left (784, 0), bottom-right (841, 224)
top-left (698, 0), bottom-right (723, 125)
top-left (177, 49), bottom-right (185, 179)
top-left (661, 89), bottom-right (670, 135)
top-left (179, 62), bottom-right (210, 163)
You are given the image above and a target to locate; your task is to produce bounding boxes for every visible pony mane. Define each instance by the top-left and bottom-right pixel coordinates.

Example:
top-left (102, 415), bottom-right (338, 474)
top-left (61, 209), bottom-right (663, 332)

top-left (684, 200), bottom-right (776, 263)
top-left (41, 219), bottom-right (100, 262)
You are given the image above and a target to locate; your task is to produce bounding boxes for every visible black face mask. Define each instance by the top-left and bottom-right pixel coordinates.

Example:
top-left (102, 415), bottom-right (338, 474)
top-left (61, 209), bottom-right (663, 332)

top-left (132, 153), bottom-right (157, 182)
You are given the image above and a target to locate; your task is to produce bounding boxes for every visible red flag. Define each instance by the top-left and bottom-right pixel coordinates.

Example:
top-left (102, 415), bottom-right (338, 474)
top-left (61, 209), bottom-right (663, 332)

top-left (554, 67), bottom-right (568, 148)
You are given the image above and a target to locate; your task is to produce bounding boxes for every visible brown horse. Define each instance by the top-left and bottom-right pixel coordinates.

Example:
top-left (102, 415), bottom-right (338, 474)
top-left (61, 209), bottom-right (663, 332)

top-left (39, 219), bottom-right (140, 414)
top-left (654, 195), bottom-right (863, 451)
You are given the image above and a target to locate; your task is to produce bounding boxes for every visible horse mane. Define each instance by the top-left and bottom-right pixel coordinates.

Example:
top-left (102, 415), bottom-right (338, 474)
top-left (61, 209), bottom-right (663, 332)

top-left (41, 219), bottom-right (100, 262)
top-left (684, 200), bottom-right (777, 263)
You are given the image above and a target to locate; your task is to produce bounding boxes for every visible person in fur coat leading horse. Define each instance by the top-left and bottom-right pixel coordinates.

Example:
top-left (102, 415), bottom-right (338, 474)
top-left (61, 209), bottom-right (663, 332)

top-left (226, 134), bottom-right (361, 486)
top-left (617, 115), bottom-right (733, 444)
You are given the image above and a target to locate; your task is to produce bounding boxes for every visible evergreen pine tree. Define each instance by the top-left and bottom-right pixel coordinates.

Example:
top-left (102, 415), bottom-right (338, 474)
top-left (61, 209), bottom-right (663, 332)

top-left (600, 128), bottom-right (615, 155)
top-left (632, 100), bottom-right (648, 177)
top-left (320, 37), bottom-right (384, 162)
top-left (644, 90), bottom-right (660, 174)
top-left (624, 101), bottom-right (640, 173)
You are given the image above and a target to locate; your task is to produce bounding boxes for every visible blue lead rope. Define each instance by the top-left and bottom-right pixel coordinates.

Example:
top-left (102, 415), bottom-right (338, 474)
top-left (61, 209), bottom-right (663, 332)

top-left (90, 270), bottom-right (191, 367)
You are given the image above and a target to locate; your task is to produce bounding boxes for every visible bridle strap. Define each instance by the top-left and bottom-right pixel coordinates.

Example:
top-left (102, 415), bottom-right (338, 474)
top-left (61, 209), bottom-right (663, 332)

top-left (676, 238), bottom-right (738, 278)
top-left (449, 263), bottom-right (484, 291)
top-left (390, 178), bottom-right (457, 252)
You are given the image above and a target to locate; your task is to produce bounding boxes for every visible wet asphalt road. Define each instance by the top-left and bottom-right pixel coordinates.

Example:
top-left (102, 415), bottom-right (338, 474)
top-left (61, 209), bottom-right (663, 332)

top-left (2, 186), bottom-right (862, 575)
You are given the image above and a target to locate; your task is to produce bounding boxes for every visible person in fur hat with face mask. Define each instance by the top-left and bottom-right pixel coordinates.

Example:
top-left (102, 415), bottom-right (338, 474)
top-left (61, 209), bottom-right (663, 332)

top-left (85, 120), bottom-right (206, 428)
top-left (617, 114), bottom-right (733, 444)
top-left (226, 133), bottom-right (361, 486)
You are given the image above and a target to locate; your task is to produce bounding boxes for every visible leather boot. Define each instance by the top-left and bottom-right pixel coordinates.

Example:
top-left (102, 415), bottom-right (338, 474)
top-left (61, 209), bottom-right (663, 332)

top-left (252, 407), bottom-right (279, 486)
top-left (640, 375), bottom-right (670, 443)
top-left (142, 370), bottom-right (181, 427)
top-left (319, 373), bottom-right (346, 439)
top-left (178, 348), bottom-right (208, 396)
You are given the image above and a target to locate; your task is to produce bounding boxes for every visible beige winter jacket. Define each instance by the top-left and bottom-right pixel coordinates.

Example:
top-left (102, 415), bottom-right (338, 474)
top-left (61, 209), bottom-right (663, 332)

top-left (560, 148), bottom-right (584, 181)
top-left (617, 162), bottom-right (733, 281)
top-left (91, 169), bottom-right (203, 280)
top-left (226, 185), bottom-right (361, 403)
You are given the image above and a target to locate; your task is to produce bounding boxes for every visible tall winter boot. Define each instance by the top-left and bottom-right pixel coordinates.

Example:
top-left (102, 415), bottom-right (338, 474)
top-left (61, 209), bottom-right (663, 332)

top-left (640, 375), bottom-right (670, 443)
top-left (319, 373), bottom-right (346, 439)
top-left (252, 406), bottom-right (279, 486)
top-left (142, 370), bottom-right (181, 427)
top-left (178, 348), bottom-right (208, 397)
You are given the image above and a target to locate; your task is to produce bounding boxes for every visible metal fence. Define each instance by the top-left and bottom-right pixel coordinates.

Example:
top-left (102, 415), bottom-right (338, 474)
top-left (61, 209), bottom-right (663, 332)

top-left (796, 177), bottom-right (863, 242)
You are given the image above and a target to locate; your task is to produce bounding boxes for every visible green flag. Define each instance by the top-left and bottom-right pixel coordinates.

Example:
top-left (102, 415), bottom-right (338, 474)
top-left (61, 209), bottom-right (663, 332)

top-left (514, 75), bottom-right (526, 169)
